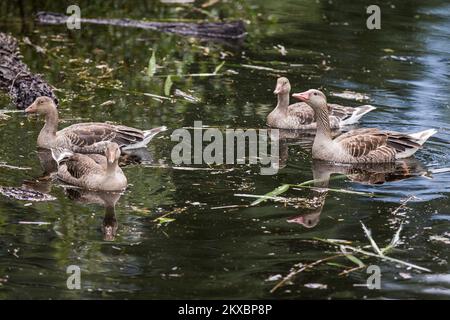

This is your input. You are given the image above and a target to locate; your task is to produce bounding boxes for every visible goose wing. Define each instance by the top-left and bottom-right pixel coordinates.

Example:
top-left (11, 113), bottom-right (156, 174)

top-left (335, 128), bottom-right (422, 158)
top-left (63, 154), bottom-right (102, 179)
top-left (60, 123), bottom-right (145, 149)
top-left (335, 128), bottom-right (388, 157)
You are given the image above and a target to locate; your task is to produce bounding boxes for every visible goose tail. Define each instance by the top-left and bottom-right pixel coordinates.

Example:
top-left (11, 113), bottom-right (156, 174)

top-left (51, 148), bottom-right (74, 165)
top-left (123, 126), bottom-right (167, 150)
top-left (409, 129), bottom-right (438, 146)
top-left (395, 129), bottom-right (437, 159)
top-left (340, 105), bottom-right (376, 126)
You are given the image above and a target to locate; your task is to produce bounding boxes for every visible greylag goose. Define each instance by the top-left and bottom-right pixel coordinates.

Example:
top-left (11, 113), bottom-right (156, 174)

top-left (267, 77), bottom-right (376, 129)
top-left (52, 142), bottom-right (127, 191)
top-left (292, 89), bottom-right (437, 163)
top-left (25, 96), bottom-right (166, 153)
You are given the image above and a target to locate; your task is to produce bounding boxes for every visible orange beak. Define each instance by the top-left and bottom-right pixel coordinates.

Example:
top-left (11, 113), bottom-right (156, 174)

top-left (273, 84), bottom-right (282, 95)
top-left (25, 103), bottom-right (37, 113)
top-left (292, 91), bottom-right (310, 102)
top-left (107, 151), bottom-right (115, 164)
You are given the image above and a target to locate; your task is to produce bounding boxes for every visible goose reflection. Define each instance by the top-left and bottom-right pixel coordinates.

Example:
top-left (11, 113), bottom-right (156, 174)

top-left (18, 148), bottom-right (57, 196)
top-left (65, 189), bottom-right (122, 241)
top-left (288, 158), bottom-right (428, 228)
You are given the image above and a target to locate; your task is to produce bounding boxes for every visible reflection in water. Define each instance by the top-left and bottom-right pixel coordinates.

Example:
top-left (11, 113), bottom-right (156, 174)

top-left (20, 148), bottom-right (57, 194)
top-left (120, 147), bottom-right (155, 166)
top-left (288, 158), bottom-right (428, 229)
top-left (65, 189), bottom-right (122, 241)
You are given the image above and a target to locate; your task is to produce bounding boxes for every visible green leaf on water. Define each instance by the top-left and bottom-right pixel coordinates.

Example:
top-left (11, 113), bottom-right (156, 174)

top-left (131, 206), bottom-right (151, 214)
top-left (250, 184), bottom-right (290, 206)
top-left (148, 50), bottom-right (156, 77)
top-left (164, 75), bottom-right (173, 96)
top-left (326, 262), bottom-right (351, 268)
top-left (344, 254), bottom-right (365, 267)
top-left (155, 217), bottom-right (175, 225)
top-left (213, 61), bottom-right (226, 74)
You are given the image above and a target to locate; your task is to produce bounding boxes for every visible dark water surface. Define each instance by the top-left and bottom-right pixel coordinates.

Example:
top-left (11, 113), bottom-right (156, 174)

top-left (0, 0), bottom-right (449, 299)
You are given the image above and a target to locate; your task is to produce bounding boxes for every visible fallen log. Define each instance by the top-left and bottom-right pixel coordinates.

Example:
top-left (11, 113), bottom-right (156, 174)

top-left (36, 11), bottom-right (246, 40)
top-left (0, 32), bottom-right (58, 109)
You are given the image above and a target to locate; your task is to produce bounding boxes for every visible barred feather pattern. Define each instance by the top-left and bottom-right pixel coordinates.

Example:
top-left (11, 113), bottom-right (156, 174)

top-left (267, 101), bottom-right (361, 130)
top-left (57, 123), bottom-right (146, 153)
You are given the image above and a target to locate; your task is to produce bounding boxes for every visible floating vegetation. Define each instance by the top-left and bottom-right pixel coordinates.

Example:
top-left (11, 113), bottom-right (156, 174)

top-left (304, 283), bottom-right (327, 290)
top-left (429, 233), bottom-right (450, 245)
top-left (0, 112), bottom-right (11, 120)
top-left (22, 36), bottom-right (46, 54)
top-left (329, 90), bottom-right (371, 102)
top-left (18, 221), bottom-right (51, 226)
top-left (213, 60), bottom-right (226, 74)
top-left (273, 44), bottom-right (288, 56)
top-left (270, 217), bottom-right (430, 293)
top-left (380, 55), bottom-right (415, 63)
top-left (148, 50), bottom-right (157, 77)
top-left (99, 100), bottom-right (116, 107)
top-left (164, 75), bottom-right (173, 96)
top-left (248, 175), bottom-right (368, 207)
top-left (174, 89), bottom-right (201, 103)
top-left (240, 64), bottom-right (288, 73)
top-left (153, 207), bottom-right (187, 226)
top-left (0, 162), bottom-right (31, 170)
top-left (0, 186), bottom-right (56, 202)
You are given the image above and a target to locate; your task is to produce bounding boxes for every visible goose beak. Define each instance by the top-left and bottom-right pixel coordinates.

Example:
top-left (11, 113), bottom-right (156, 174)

top-left (273, 85), bottom-right (282, 95)
top-left (106, 150), bottom-right (116, 164)
top-left (292, 92), bottom-right (309, 102)
top-left (25, 103), bottom-right (37, 113)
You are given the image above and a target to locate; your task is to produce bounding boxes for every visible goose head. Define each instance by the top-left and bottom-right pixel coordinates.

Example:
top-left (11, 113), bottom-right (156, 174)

top-left (273, 77), bottom-right (291, 95)
top-left (25, 96), bottom-right (57, 115)
top-left (292, 89), bottom-right (327, 110)
top-left (105, 142), bottom-right (121, 165)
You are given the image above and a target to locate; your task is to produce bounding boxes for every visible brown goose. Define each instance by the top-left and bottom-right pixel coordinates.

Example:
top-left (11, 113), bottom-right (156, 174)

top-left (25, 96), bottom-right (166, 153)
top-left (267, 77), bottom-right (376, 130)
top-left (52, 142), bottom-right (127, 191)
top-left (292, 89), bottom-right (437, 163)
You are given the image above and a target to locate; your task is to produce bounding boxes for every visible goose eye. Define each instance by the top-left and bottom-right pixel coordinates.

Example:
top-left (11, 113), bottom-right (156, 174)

top-left (313, 92), bottom-right (318, 96)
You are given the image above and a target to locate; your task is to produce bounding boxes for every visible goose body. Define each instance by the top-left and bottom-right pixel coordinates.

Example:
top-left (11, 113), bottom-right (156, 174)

top-left (25, 97), bottom-right (166, 153)
top-left (292, 89), bottom-right (437, 163)
top-left (267, 77), bottom-right (376, 130)
top-left (52, 143), bottom-right (127, 191)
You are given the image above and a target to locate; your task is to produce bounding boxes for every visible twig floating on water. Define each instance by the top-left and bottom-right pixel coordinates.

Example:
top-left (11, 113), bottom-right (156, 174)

top-left (271, 254), bottom-right (343, 293)
top-left (18, 221), bottom-right (51, 225)
top-left (0, 163), bottom-right (31, 170)
top-left (211, 204), bottom-right (248, 210)
top-left (174, 89), bottom-right (201, 103)
top-left (241, 64), bottom-right (288, 73)
top-left (235, 193), bottom-right (288, 202)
